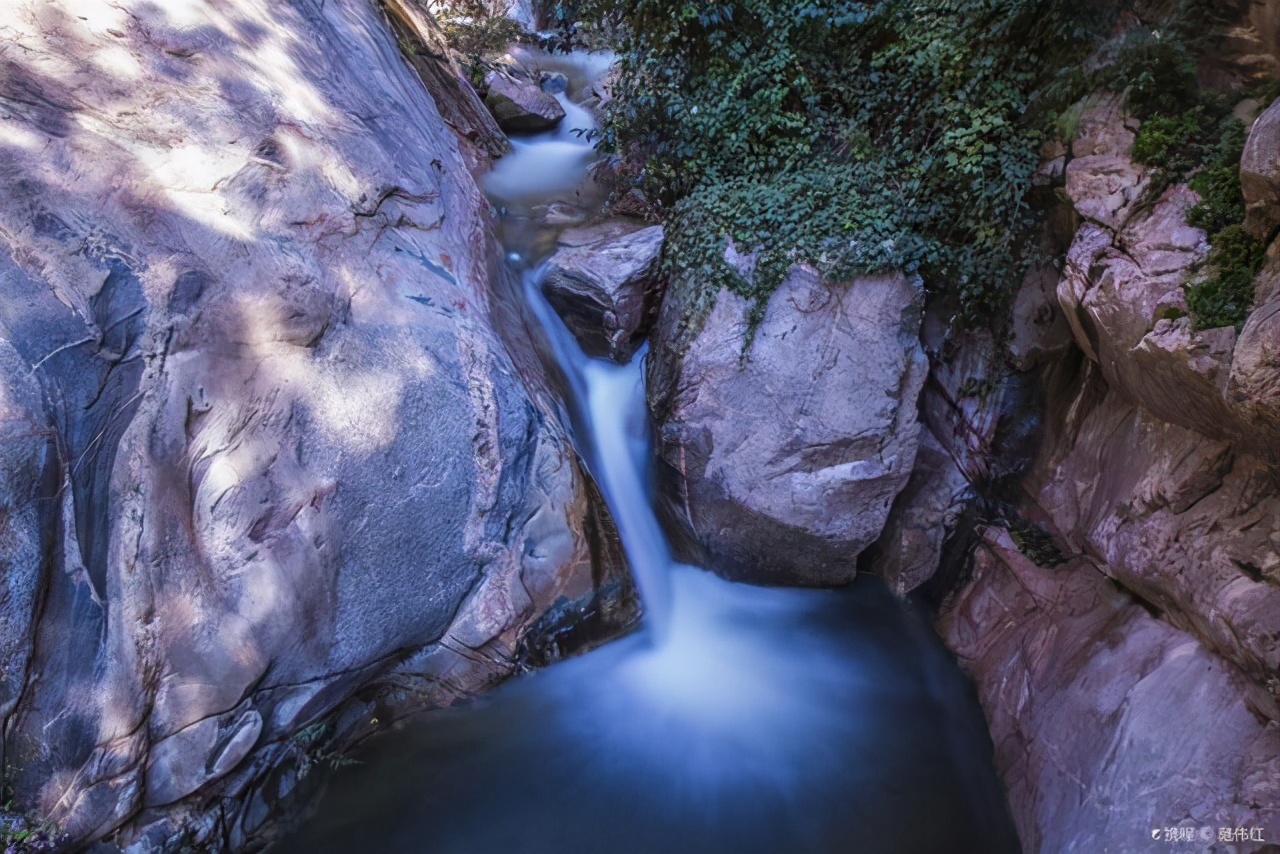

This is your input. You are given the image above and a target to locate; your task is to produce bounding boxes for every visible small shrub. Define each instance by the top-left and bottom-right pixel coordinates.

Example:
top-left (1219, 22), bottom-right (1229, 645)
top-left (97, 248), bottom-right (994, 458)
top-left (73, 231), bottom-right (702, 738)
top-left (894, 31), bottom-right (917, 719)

top-left (429, 1), bottom-right (527, 66)
top-left (1186, 225), bottom-right (1265, 330)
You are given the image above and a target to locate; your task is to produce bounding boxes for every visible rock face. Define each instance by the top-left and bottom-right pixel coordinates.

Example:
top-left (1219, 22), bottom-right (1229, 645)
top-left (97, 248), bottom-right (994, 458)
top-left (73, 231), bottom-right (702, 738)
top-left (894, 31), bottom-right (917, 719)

top-left (1242, 96), bottom-right (1280, 240)
top-left (647, 266), bottom-right (928, 585)
top-left (940, 530), bottom-right (1280, 853)
top-left (925, 83), bottom-right (1280, 852)
top-left (1057, 95), bottom-right (1280, 462)
top-left (484, 70), bottom-right (566, 133)
top-left (542, 220), bottom-right (664, 362)
top-left (0, 2), bottom-right (631, 850)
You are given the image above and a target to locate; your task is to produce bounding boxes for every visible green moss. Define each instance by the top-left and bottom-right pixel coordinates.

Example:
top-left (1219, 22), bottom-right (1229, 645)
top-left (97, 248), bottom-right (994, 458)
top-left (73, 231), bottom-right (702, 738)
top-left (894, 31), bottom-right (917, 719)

top-left (1008, 521), bottom-right (1068, 568)
top-left (1117, 20), bottom-right (1260, 330)
top-left (1186, 225), bottom-right (1265, 330)
top-left (1131, 108), bottom-right (1205, 168)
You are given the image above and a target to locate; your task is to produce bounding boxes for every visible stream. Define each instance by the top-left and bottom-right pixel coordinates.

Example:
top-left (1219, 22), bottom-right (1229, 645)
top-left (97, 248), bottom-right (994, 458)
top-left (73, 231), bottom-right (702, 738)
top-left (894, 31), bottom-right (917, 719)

top-left (280, 49), bottom-right (1021, 854)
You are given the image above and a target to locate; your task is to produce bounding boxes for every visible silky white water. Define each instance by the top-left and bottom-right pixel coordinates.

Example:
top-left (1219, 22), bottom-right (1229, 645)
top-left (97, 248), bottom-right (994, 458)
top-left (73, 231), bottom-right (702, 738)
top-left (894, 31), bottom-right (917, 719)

top-left (282, 48), bottom-right (1019, 854)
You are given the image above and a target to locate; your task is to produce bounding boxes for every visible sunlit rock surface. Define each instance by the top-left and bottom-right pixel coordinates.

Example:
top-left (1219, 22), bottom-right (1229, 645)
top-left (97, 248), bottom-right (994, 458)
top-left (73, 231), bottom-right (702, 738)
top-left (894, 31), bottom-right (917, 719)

top-left (0, 1), bottom-right (631, 849)
top-left (647, 267), bottom-right (927, 585)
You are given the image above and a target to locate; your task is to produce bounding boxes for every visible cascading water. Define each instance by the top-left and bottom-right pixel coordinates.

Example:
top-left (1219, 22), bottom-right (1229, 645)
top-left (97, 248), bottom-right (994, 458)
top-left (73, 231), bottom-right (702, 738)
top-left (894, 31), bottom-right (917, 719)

top-left (282, 48), bottom-right (1021, 854)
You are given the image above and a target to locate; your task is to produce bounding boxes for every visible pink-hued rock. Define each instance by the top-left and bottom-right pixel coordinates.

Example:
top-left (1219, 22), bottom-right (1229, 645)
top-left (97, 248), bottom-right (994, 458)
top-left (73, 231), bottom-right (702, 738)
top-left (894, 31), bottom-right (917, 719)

top-left (1055, 103), bottom-right (1280, 461)
top-left (1064, 95), bottom-right (1150, 230)
top-left (0, 1), bottom-right (630, 849)
top-left (939, 529), bottom-right (1280, 854)
top-left (1029, 370), bottom-right (1280, 690)
top-left (484, 70), bottom-right (566, 133)
top-left (647, 267), bottom-right (928, 585)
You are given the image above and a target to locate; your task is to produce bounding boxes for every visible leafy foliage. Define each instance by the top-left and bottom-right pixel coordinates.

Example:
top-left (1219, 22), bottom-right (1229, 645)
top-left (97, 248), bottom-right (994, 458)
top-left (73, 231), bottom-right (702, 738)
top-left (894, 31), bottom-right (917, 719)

top-left (582, 0), bottom-right (1121, 329)
top-left (428, 0), bottom-right (528, 65)
top-left (1123, 39), bottom-right (1265, 330)
top-left (1185, 225), bottom-right (1266, 330)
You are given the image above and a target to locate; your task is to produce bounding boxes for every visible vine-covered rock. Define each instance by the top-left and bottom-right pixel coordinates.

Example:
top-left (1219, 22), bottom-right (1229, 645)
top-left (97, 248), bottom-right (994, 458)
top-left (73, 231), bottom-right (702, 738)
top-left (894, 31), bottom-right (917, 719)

top-left (542, 220), bottom-right (664, 362)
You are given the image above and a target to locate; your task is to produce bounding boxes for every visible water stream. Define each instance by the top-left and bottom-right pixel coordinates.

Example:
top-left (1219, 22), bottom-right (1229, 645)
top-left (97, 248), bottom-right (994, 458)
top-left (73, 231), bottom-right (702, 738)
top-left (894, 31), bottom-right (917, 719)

top-left (280, 49), bottom-right (1021, 854)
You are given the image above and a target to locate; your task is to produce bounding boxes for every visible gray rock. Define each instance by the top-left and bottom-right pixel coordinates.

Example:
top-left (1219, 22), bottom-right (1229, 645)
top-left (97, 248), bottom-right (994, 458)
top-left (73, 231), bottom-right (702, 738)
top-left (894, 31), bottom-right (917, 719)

top-left (0, 1), bottom-right (631, 850)
top-left (542, 220), bottom-right (665, 362)
top-left (647, 265), bottom-right (928, 586)
top-left (1009, 262), bottom-right (1072, 371)
top-left (484, 71), bottom-right (566, 133)
top-left (1242, 96), bottom-right (1280, 240)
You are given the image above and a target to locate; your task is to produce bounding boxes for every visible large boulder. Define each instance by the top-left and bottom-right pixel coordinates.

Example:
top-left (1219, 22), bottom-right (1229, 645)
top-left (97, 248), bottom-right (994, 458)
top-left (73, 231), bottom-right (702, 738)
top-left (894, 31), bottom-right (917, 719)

top-left (647, 266), bottom-right (928, 586)
top-left (0, 1), bottom-right (631, 850)
top-left (542, 220), bottom-right (664, 362)
top-left (484, 70), bottom-right (566, 133)
top-left (1242, 96), bottom-right (1280, 240)
top-left (939, 529), bottom-right (1280, 853)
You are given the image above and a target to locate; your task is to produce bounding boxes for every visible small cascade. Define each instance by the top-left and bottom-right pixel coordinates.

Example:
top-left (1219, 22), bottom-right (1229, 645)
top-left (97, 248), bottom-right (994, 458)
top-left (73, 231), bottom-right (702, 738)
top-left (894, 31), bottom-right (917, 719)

top-left (281, 46), bottom-right (1020, 854)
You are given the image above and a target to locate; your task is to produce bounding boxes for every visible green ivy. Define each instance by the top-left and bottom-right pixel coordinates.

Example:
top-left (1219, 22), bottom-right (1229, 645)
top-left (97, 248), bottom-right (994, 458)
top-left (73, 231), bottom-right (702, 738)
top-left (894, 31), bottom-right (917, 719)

top-left (578, 0), bottom-right (1121, 336)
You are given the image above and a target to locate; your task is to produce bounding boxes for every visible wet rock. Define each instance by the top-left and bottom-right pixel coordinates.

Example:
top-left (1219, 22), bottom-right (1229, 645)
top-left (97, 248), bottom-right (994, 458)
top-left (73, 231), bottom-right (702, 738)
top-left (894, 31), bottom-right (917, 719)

top-left (484, 70), bottom-right (566, 133)
top-left (648, 266), bottom-right (928, 586)
top-left (540, 71), bottom-right (569, 95)
top-left (542, 220), bottom-right (665, 362)
top-left (1242, 96), bottom-right (1280, 240)
top-left (0, 2), bottom-right (629, 850)
top-left (939, 529), bottom-right (1280, 853)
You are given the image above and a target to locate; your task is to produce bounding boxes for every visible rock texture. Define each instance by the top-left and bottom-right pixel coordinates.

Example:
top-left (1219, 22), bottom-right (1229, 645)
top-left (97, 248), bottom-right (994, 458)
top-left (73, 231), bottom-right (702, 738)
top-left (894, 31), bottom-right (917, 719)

top-left (1243, 96), bottom-right (1280, 240)
top-left (940, 529), bottom-right (1280, 854)
top-left (542, 220), bottom-right (664, 362)
top-left (647, 266), bottom-right (927, 585)
top-left (0, 1), bottom-right (631, 850)
top-left (1057, 95), bottom-right (1280, 462)
top-left (928, 76), bottom-right (1280, 854)
top-left (484, 70), bottom-right (566, 133)
top-left (383, 0), bottom-right (510, 163)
